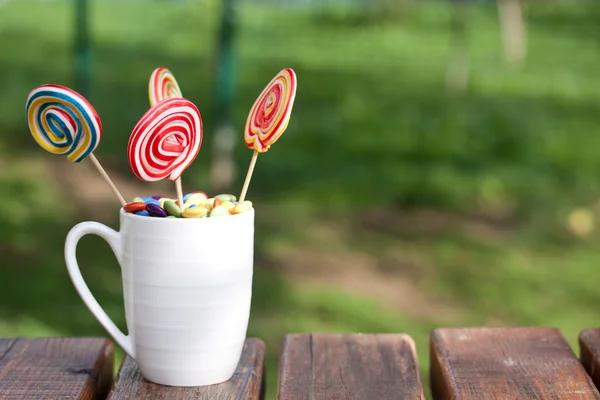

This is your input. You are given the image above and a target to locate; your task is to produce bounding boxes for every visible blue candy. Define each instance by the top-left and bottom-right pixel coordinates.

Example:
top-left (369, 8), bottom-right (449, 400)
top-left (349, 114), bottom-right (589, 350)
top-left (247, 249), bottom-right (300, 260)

top-left (145, 199), bottom-right (160, 206)
top-left (183, 193), bottom-right (192, 203)
top-left (135, 210), bottom-right (150, 217)
top-left (141, 196), bottom-right (154, 203)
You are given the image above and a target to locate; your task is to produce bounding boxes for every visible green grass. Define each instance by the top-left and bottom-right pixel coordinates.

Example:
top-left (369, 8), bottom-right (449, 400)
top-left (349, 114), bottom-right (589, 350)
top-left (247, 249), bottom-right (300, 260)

top-left (1, 0), bottom-right (600, 398)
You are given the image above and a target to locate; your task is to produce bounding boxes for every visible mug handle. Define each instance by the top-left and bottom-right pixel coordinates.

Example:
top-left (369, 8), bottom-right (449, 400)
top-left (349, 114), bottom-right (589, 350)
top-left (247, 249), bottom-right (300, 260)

top-left (64, 221), bottom-right (135, 358)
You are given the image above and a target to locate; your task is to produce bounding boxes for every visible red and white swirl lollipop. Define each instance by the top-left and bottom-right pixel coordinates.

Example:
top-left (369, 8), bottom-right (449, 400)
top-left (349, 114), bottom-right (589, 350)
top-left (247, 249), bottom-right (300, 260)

top-left (128, 97), bottom-right (202, 207)
top-left (239, 68), bottom-right (297, 202)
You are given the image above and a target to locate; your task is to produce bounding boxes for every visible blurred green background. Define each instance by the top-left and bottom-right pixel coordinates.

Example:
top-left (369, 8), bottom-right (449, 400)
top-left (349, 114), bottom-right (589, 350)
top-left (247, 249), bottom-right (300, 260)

top-left (1, 0), bottom-right (600, 397)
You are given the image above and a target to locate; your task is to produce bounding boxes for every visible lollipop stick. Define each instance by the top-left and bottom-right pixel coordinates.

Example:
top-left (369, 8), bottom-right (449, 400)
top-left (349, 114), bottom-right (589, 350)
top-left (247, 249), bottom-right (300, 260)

top-left (239, 150), bottom-right (258, 203)
top-left (175, 177), bottom-right (184, 210)
top-left (88, 153), bottom-right (126, 207)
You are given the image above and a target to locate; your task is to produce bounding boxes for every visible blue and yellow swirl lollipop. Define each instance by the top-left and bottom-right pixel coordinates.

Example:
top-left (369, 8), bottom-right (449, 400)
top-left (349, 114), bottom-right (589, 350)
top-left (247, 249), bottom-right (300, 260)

top-left (26, 84), bottom-right (126, 205)
top-left (26, 84), bottom-right (101, 162)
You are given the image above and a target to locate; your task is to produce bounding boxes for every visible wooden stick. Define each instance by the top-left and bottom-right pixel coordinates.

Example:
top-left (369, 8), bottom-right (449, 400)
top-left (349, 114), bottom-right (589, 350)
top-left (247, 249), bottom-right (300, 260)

top-left (239, 150), bottom-right (258, 203)
top-left (175, 177), bottom-right (184, 210)
top-left (88, 153), bottom-right (126, 206)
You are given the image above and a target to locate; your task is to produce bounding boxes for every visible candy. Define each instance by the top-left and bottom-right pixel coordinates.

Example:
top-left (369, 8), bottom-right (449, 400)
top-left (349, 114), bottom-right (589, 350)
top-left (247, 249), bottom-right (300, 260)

top-left (133, 196), bottom-right (144, 203)
top-left (159, 198), bottom-right (179, 208)
top-left (158, 198), bottom-right (170, 207)
top-left (151, 195), bottom-right (164, 200)
top-left (146, 203), bottom-right (167, 218)
top-left (124, 202), bottom-right (146, 213)
top-left (215, 194), bottom-right (236, 202)
top-left (184, 192), bottom-right (208, 207)
top-left (182, 207), bottom-right (207, 218)
top-left (231, 200), bottom-right (253, 214)
top-left (128, 98), bottom-right (203, 182)
top-left (149, 67), bottom-right (183, 107)
top-left (26, 84), bottom-right (102, 162)
top-left (163, 200), bottom-right (182, 217)
top-left (244, 68), bottom-right (297, 153)
top-left (221, 200), bottom-right (235, 211)
top-left (145, 199), bottom-right (161, 207)
top-left (183, 191), bottom-right (208, 203)
top-left (128, 191), bottom-right (251, 218)
top-left (135, 210), bottom-right (150, 217)
top-left (209, 205), bottom-right (229, 217)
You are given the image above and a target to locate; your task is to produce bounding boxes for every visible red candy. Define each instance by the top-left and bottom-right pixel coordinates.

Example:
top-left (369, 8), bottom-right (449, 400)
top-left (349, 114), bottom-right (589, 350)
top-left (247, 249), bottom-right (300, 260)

top-left (128, 98), bottom-right (202, 182)
top-left (124, 202), bottom-right (146, 213)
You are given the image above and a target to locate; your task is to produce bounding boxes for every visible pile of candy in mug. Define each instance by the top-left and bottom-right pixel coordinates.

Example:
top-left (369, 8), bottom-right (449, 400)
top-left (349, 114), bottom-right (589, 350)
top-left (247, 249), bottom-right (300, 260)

top-left (124, 192), bottom-right (251, 218)
top-left (25, 67), bottom-right (297, 219)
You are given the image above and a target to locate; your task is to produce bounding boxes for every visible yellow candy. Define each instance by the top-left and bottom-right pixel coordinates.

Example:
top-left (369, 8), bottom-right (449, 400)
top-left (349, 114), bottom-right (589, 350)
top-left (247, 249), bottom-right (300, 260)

top-left (221, 201), bottom-right (235, 210)
top-left (205, 198), bottom-right (216, 206)
top-left (182, 206), bottom-right (208, 218)
top-left (185, 193), bottom-right (208, 207)
top-left (203, 202), bottom-right (214, 212)
top-left (231, 200), bottom-right (253, 215)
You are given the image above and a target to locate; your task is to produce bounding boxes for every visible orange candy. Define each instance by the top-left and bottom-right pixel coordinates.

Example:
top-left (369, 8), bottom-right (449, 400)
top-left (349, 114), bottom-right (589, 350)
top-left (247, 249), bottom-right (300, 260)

top-left (124, 202), bottom-right (146, 213)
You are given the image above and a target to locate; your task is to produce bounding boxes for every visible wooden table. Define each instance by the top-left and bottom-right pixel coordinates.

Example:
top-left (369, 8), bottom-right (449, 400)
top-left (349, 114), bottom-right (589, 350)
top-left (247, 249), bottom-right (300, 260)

top-left (2, 328), bottom-right (600, 399)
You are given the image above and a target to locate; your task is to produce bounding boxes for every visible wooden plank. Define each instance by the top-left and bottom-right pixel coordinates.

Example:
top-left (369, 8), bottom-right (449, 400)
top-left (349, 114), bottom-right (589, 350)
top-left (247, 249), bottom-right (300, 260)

top-left (0, 337), bottom-right (114, 400)
top-left (431, 327), bottom-right (600, 399)
top-left (107, 338), bottom-right (265, 399)
top-left (579, 329), bottom-right (600, 390)
top-left (277, 333), bottom-right (425, 400)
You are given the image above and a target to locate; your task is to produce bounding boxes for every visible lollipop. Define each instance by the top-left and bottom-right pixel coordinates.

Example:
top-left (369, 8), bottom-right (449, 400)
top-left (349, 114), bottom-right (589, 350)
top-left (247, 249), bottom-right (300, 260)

top-left (26, 84), bottom-right (126, 206)
top-left (239, 68), bottom-right (297, 202)
top-left (128, 97), bottom-right (202, 208)
top-left (149, 68), bottom-right (183, 107)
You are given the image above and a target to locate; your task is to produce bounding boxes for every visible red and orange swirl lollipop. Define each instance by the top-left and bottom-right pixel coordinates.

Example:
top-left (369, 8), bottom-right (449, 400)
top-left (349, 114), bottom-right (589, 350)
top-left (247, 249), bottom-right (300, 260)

top-left (239, 68), bottom-right (297, 202)
top-left (128, 97), bottom-right (202, 207)
top-left (148, 67), bottom-right (183, 107)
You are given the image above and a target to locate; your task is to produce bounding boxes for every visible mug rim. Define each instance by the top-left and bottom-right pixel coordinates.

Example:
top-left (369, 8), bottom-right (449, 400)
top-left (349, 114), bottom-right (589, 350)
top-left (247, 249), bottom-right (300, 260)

top-left (119, 207), bottom-right (254, 223)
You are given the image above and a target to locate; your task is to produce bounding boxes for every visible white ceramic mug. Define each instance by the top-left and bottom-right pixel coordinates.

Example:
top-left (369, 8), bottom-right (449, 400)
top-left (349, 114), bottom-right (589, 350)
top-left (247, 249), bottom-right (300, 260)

top-left (64, 208), bottom-right (254, 387)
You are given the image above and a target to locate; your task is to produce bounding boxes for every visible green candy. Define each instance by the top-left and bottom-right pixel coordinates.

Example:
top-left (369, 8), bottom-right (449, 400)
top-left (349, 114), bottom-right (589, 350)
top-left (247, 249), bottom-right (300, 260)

top-left (166, 216), bottom-right (176, 218)
top-left (215, 193), bottom-right (237, 202)
top-left (209, 205), bottom-right (230, 217)
top-left (163, 200), bottom-right (182, 217)
top-left (132, 196), bottom-right (144, 203)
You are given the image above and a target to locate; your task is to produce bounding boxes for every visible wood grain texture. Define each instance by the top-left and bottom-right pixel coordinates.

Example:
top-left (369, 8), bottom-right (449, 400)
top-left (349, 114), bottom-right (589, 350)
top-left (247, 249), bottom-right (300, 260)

top-left (277, 333), bottom-right (425, 400)
top-left (0, 337), bottom-right (114, 400)
top-left (431, 327), bottom-right (600, 399)
top-left (579, 329), bottom-right (600, 390)
top-left (107, 338), bottom-right (265, 400)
